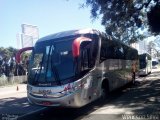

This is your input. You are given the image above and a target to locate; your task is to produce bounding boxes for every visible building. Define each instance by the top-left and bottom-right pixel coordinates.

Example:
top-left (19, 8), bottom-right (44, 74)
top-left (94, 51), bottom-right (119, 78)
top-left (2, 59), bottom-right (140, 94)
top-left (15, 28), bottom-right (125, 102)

top-left (17, 24), bottom-right (39, 49)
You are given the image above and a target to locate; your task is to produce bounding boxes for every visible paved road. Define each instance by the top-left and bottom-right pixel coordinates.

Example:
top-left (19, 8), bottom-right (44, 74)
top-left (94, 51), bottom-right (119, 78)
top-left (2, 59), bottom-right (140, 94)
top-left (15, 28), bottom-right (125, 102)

top-left (81, 70), bottom-right (160, 120)
top-left (0, 69), bottom-right (159, 120)
top-left (0, 84), bottom-right (45, 118)
top-left (18, 69), bottom-right (160, 120)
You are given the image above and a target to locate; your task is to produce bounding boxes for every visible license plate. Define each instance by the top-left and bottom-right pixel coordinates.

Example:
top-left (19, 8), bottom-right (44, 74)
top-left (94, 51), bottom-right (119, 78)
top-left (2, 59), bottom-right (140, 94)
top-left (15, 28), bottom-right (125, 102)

top-left (42, 101), bottom-right (52, 106)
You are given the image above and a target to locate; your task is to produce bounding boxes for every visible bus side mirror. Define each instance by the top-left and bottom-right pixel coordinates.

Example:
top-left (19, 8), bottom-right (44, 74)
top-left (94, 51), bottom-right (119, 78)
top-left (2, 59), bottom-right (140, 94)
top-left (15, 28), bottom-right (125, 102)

top-left (72, 37), bottom-right (92, 57)
top-left (16, 47), bottom-right (33, 63)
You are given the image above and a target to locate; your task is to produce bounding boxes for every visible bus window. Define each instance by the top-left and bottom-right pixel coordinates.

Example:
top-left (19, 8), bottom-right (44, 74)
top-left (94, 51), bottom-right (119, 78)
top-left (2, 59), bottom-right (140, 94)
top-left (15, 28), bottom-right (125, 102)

top-left (72, 36), bottom-right (98, 77)
top-left (139, 53), bottom-right (152, 76)
top-left (81, 49), bottom-right (89, 70)
top-left (100, 38), bottom-right (125, 61)
top-left (139, 55), bottom-right (147, 69)
top-left (33, 53), bottom-right (43, 69)
top-left (80, 41), bottom-right (92, 74)
top-left (114, 43), bottom-right (124, 59)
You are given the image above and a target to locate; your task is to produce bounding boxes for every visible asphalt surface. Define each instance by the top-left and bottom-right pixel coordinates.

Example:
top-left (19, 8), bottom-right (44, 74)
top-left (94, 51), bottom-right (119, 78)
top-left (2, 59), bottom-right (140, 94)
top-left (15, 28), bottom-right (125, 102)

top-left (0, 69), bottom-right (160, 120)
top-left (0, 84), bottom-right (45, 119)
top-left (19, 70), bottom-right (160, 120)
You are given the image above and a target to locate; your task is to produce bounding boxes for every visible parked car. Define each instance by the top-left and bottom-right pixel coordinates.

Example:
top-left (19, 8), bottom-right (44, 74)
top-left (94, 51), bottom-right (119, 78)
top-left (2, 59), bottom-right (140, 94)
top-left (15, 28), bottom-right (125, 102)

top-left (152, 60), bottom-right (159, 69)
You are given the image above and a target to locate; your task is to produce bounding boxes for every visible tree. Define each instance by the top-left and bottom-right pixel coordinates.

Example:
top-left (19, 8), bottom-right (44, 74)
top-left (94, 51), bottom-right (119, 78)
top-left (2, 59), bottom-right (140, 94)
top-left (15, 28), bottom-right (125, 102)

top-left (82, 0), bottom-right (160, 43)
top-left (0, 47), bottom-right (17, 60)
top-left (147, 2), bottom-right (160, 35)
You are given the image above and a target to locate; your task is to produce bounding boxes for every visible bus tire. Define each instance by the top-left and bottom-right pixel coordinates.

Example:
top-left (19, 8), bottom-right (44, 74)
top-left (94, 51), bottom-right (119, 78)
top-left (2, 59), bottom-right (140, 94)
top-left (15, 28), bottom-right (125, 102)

top-left (101, 79), bottom-right (109, 101)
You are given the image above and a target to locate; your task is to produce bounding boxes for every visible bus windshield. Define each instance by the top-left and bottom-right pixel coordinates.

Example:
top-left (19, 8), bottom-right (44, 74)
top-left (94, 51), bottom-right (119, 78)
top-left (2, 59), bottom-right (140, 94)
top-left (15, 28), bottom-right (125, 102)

top-left (139, 54), bottom-right (151, 69)
top-left (28, 40), bottom-right (75, 86)
top-left (139, 55), bottom-right (147, 69)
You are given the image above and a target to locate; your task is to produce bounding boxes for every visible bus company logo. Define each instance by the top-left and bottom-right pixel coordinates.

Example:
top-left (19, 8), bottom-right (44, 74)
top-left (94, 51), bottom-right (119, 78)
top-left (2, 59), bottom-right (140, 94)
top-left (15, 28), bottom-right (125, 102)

top-left (64, 83), bottom-right (72, 91)
top-left (39, 89), bottom-right (52, 97)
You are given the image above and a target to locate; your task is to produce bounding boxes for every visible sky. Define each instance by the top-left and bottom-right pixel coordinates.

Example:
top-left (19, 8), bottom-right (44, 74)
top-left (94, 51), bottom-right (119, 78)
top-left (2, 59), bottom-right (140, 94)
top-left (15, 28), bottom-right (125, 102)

top-left (0, 0), bottom-right (104, 48)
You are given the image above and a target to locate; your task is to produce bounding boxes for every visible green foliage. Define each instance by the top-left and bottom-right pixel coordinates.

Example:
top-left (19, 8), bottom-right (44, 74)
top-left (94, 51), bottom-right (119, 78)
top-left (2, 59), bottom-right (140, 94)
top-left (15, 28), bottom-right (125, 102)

top-left (82, 0), bottom-right (159, 43)
top-left (147, 3), bottom-right (160, 35)
top-left (0, 47), bottom-right (32, 63)
top-left (0, 47), bottom-right (17, 60)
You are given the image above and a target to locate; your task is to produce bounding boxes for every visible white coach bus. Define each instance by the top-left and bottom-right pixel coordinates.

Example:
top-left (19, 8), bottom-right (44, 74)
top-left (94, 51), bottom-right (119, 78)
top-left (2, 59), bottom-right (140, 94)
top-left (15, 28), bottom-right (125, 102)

top-left (27, 29), bottom-right (138, 107)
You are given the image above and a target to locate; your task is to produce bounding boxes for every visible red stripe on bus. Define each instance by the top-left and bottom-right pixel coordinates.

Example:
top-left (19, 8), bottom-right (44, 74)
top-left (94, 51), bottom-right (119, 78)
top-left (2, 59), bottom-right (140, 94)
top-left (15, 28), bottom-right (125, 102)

top-left (72, 37), bottom-right (92, 57)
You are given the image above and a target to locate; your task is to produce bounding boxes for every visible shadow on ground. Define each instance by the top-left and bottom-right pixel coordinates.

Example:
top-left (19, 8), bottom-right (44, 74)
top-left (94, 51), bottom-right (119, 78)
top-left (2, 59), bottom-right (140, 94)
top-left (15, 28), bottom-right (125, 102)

top-left (0, 96), bottom-right (44, 115)
top-left (18, 71), bottom-right (160, 120)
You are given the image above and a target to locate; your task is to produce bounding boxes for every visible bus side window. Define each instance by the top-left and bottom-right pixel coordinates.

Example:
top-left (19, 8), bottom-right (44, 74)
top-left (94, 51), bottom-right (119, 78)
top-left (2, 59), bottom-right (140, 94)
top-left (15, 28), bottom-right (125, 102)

top-left (106, 40), bottom-right (115, 59)
top-left (100, 37), bottom-right (126, 61)
top-left (100, 46), bottom-right (106, 62)
top-left (100, 36), bottom-right (108, 62)
top-left (80, 42), bottom-right (92, 73)
top-left (81, 49), bottom-right (89, 70)
top-left (114, 42), bottom-right (124, 59)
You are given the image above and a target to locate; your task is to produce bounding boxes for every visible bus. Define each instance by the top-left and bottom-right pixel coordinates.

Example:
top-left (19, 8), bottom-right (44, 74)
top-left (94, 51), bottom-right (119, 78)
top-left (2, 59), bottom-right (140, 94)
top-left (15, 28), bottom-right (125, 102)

top-left (139, 53), bottom-right (152, 76)
top-left (27, 29), bottom-right (138, 107)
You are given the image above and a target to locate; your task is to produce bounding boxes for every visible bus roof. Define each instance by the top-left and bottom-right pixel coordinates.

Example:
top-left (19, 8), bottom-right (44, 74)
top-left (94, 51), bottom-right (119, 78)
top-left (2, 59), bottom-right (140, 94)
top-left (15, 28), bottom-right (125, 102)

top-left (36, 28), bottom-right (100, 43)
